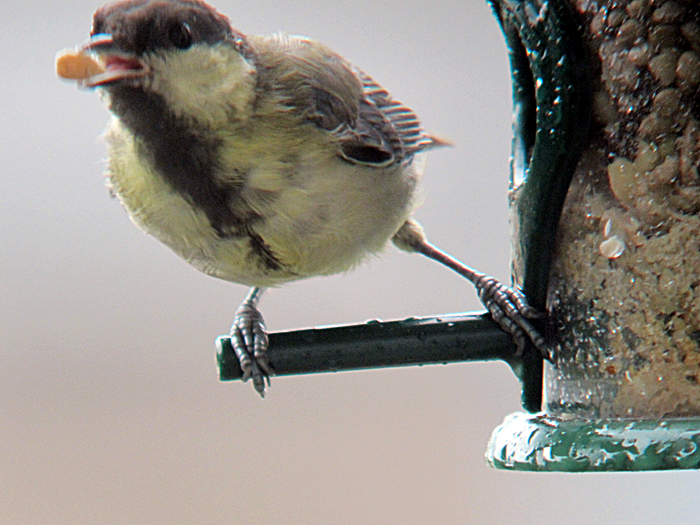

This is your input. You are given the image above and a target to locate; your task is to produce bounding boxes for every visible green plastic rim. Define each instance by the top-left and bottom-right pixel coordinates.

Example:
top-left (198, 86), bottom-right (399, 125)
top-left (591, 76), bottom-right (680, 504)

top-left (486, 412), bottom-right (700, 472)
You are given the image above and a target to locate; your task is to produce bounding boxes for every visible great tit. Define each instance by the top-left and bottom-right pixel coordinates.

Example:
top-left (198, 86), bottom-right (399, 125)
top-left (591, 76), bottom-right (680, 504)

top-left (58, 0), bottom-right (545, 395)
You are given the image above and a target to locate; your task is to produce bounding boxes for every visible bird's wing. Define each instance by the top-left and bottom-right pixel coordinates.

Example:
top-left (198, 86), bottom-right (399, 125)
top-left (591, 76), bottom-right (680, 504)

top-left (351, 68), bottom-right (444, 163)
top-left (327, 66), bottom-right (445, 167)
top-left (259, 34), bottom-right (443, 167)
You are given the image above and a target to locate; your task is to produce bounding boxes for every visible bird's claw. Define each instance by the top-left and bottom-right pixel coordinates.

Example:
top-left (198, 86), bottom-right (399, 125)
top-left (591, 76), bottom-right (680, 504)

top-left (230, 302), bottom-right (273, 396)
top-left (475, 275), bottom-right (551, 361)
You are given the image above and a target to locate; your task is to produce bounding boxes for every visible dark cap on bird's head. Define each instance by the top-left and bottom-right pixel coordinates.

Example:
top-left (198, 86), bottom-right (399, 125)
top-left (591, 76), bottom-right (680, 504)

top-left (91, 0), bottom-right (234, 56)
top-left (75, 0), bottom-right (249, 90)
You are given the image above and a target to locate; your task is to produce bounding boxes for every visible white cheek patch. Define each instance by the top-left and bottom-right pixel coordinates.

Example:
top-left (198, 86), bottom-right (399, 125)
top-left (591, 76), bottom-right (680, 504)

top-left (149, 43), bottom-right (256, 127)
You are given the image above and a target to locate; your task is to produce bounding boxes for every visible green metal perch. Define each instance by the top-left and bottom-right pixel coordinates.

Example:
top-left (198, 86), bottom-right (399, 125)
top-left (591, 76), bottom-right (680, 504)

top-left (217, 312), bottom-right (519, 380)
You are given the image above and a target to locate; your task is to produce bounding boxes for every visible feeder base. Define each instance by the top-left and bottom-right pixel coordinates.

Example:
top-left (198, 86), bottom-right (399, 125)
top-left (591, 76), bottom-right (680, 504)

top-left (486, 412), bottom-right (700, 472)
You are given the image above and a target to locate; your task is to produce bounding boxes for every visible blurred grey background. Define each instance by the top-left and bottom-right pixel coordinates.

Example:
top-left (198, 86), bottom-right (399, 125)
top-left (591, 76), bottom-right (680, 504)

top-left (1, 0), bottom-right (696, 523)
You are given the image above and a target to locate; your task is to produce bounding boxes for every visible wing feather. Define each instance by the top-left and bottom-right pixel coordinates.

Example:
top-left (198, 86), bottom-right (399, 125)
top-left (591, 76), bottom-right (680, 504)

top-left (255, 34), bottom-right (445, 167)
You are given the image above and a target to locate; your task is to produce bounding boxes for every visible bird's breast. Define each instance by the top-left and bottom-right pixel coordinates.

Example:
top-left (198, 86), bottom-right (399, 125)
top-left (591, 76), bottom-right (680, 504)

top-left (104, 118), bottom-right (422, 287)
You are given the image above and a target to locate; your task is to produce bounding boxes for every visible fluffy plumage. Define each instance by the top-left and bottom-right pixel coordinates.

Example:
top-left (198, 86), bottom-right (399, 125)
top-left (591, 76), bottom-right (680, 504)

top-left (90, 0), bottom-right (442, 288)
top-left (70, 0), bottom-right (544, 395)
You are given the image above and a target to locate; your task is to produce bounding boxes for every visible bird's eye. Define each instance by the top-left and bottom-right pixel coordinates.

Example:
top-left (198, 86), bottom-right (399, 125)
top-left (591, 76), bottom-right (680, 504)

top-left (169, 21), bottom-right (193, 49)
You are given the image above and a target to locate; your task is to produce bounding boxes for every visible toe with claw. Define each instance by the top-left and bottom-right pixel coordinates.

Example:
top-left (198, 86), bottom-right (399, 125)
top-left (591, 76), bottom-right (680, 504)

top-left (474, 275), bottom-right (550, 360)
top-left (230, 287), bottom-right (273, 396)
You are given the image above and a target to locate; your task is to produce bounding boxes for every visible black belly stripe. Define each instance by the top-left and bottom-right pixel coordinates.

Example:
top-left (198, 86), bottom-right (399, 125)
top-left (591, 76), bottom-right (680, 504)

top-left (108, 85), bottom-right (284, 272)
top-left (110, 86), bottom-right (240, 231)
top-left (246, 230), bottom-right (282, 271)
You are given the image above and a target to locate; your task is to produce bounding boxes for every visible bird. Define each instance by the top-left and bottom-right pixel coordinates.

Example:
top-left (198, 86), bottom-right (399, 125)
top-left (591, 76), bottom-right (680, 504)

top-left (58, 0), bottom-right (545, 396)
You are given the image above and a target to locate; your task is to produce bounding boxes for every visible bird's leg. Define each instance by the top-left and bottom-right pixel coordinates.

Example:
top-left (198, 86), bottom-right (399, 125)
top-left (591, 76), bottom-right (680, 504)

top-left (392, 220), bottom-right (548, 358)
top-left (419, 243), bottom-right (548, 358)
top-left (230, 286), bottom-right (273, 396)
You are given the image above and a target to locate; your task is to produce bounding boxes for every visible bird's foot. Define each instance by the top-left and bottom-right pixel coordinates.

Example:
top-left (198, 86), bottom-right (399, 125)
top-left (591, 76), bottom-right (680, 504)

top-left (474, 275), bottom-right (550, 360)
top-left (230, 301), bottom-right (273, 397)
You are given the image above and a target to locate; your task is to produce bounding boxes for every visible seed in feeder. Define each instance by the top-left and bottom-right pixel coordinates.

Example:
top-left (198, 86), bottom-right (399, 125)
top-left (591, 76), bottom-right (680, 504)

top-left (649, 155), bottom-right (680, 187)
top-left (603, 217), bottom-right (612, 237)
top-left (676, 51), bottom-right (700, 88)
top-left (652, 88), bottom-right (682, 119)
top-left (600, 236), bottom-right (625, 259)
top-left (635, 140), bottom-right (661, 174)
top-left (652, 1), bottom-right (686, 25)
top-left (638, 113), bottom-right (673, 141)
top-left (648, 24), bottom-right (680, 49)
top-left (626, 0), bottom-right (650, 20)
top-left (648, 49), bottom-right (681, 87)
top-left (681, 22), bottom-right (700, 50)
top-left (628, 42), bottom-right (652, 67)
top-left (617, 19), bottom-right (643, 45)
top-left (608, 156), bottom-right (637, 207)
top-left (607, 9), bottom-right (626, 29)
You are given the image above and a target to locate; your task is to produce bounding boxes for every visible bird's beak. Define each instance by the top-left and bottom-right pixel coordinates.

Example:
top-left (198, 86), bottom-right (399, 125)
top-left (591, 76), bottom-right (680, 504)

top-left (78, 33), bottom-right (149, 88)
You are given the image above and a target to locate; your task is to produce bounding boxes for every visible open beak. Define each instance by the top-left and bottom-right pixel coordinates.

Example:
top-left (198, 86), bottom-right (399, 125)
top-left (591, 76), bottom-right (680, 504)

top-left (78, 33), bottom-right (149, 88)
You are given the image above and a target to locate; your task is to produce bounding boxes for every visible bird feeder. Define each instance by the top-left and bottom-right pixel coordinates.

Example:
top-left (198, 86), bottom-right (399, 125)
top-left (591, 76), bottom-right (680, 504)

top-left (219, 0), bottom-right (700, 471)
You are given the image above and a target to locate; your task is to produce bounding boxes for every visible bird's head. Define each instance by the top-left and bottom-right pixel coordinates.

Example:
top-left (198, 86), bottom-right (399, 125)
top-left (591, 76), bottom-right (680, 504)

top-left (81, 0), bottom-right (256, 126)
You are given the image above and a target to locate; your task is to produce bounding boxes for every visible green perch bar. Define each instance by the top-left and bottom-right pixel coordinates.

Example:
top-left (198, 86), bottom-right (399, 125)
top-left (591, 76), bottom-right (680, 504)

top-left (217, 313), bottom-right (519, 380)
